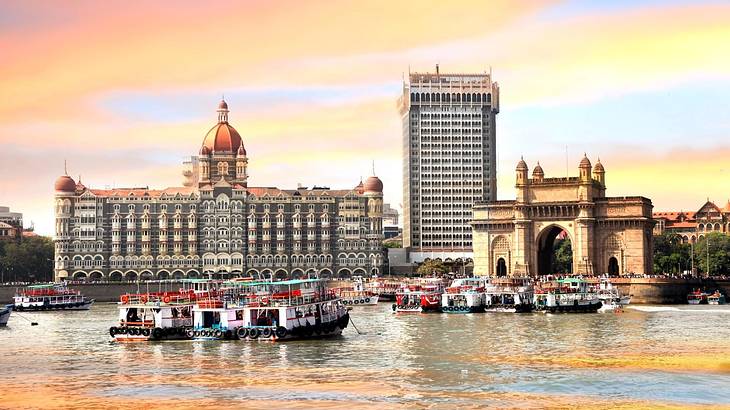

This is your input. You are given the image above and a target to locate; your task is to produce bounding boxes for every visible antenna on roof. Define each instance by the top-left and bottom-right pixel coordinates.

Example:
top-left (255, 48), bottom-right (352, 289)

top-left (64, 159), bottom-right (68, 175)
top-left (372, 160), bottom-right (375, 176)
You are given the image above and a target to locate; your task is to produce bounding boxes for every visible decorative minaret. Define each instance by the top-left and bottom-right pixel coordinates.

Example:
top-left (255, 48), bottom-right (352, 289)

top-left (236, 141), bottom-right (248, 187)
top-left (53, 161), bottom-right (76, 281)
top-left (515, 156), bottom-right (529, 203)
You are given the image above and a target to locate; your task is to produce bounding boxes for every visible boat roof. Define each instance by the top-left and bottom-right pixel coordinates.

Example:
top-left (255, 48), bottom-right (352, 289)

top-left (26, 283), bottom-right (62, 289)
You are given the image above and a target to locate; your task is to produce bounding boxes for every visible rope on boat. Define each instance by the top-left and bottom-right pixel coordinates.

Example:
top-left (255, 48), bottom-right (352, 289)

top-left (349, 315), bottom-right (363, 335)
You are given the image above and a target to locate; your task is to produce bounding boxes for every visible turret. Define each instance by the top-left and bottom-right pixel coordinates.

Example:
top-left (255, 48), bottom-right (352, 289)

top-left (532, 162), bottom-right (544, 183)
top-left (579, 153), bottom-right (592, 183)
top-left (516, 156), bottom-right (529, 203)
top-left (593, 158), bottom-right (605, 186)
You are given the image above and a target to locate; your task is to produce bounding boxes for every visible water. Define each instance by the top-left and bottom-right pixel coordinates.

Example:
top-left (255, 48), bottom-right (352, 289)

top-left (2, 303), bottom-right (730, 408)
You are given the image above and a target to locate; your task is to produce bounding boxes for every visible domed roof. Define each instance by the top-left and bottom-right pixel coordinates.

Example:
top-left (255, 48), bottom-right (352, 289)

top-left (532, 162), bottom-right (544, 176)
top-left (363, 176), bottom-right (383, 193)
top-left (237, 141), bottom-right (247, 156)
top-left (579, 154), bottom-right (592, 168)
top-left (55, 175), bottom-right (76, 192)
top-left (722, 200), bottom-right (730, 213)
top-left (355, 180), bottom-right (364, 195)
top-left (200, 145), bottom-right (211, 155)
top-left (202, 122), bottom-right (243, 153)
top-left (593, 159), bottom-right (605, 172)
top-left (218, 99), bottom-right (228, 110)
top-left (516, 156), bottom-right (528, 171)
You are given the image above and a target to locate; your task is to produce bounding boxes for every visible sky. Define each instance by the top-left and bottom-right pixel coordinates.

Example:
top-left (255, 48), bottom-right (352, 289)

top-left (1, 0), bottom-right (729, 235)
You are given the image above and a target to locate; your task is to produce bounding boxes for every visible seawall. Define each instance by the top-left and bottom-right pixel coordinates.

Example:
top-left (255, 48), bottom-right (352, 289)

top-left (2, 278), bottom-right (727, 305)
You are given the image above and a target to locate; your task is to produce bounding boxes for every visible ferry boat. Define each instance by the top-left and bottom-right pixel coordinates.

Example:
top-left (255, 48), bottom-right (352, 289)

top-left (336, 276), bottom-right (379, 306)
top-left (365, 278), bottom-right (400, 302)
top-left (707, 291), bottom-right (726, 305)
top-left (534, 278), bottom-right (602, 313)
top-left (484, 278), bottom-right (535, 313)
top-left (0, 304), bottom-right (11, 326)
top-left (110, 291), bottom-right (195, 342)
top-left (393, 279), bottom-right (443, 313)
top-left (13, 283), bottom-right (94, 311)
top-left (191, 278), bottom-right (349, 341)
top-left (596, 278), bottom-right (631, 313)
top-left (687, 289), bottom-right (709, 305)
top-left (441, 278), bottom-right (487, 313)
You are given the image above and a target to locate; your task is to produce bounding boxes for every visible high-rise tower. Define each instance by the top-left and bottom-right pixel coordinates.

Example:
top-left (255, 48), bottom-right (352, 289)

top-left (398, 66), bottom-right (500, 262)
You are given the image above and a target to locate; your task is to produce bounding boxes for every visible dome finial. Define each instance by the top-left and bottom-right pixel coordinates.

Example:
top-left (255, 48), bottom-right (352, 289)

top-left (217, 97), bottom-right (229, 123)
top-left (64, 159), bottom-right (68, 176)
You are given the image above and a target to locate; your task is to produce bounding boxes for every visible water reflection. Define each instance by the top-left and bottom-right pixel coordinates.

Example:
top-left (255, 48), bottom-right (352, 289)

top-left (1, 303), bottom-right (730, 407)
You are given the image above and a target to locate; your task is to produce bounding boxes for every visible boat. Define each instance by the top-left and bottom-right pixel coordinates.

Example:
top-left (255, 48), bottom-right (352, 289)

top-left (110, 291), bottom-right (196, 342)
top-left (335, 276), bottom-right (380, 306)
top-left (596, 278), bottom-right (630, 312)
top-left (365, 278), bottom-right (401, 302)
top-left (0, 304), bottom-right (12, 326)
top-left (687, 289), bottom-right (709, 305)
top-left (484, 277), bottom-right (535, 313)
top-left (707, 291), bottom-right (726, 305)
top-left (191, 278), bottom-right (349, 341)
top-left (13, 283), bottom-right (94, 311)
top-left (441, 277), bottom-right (488, 313)
top-left (393, 279), bottom-right (443, 313)
top-left (534, 278), bottom-right (602, 313)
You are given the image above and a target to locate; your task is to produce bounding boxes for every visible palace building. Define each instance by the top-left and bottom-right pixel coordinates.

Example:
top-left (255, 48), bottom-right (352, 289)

top-left (53, 100), bottom-right (384, 281)
top-left (653, 200), bottom-right (730, 242)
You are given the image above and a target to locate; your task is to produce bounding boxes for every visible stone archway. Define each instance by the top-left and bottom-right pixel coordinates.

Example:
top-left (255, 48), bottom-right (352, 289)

top-left (496, 258), bottom-right (507, 277)
top-left (536, 225), bottom-right (573, 276)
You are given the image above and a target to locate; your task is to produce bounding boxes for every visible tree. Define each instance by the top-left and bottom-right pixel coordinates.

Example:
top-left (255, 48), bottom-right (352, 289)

top-left (0, 236), bottom-right (54, 283)
top-left (416, 259), bottom-right (448, 276)
top-left (694, 232), bottom-right (730, 276)
top-left (653, 233), bottom-right (692, 274)
top-left (551, 239), bottom-right (573, 274)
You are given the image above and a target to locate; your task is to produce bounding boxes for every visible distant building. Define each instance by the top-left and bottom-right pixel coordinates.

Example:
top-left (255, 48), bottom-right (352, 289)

top-left (0, 206), bottom-right (23, 228)
top-left (0, 222), bottom-right (19, 242)
top-left (0, 206), bottom-right (23, 241)
top-left (398, 65), bottom-right (499, 262)
top-left (382, 203), bottom-right (399, 227)
top-left (53, 100), bottom-right (385, 281)
top-left (653, 200), bottom-right (730, 242)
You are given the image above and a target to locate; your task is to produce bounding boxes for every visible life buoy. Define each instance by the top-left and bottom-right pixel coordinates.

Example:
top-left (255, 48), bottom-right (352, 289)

top-left (163, 296), bottom-right (171, 303)
top-left (140, 295), bottom-right (148, 304)
top-left (365, 298), bottom-right (370, 303)
top-left (275, 327), bottom-right (287, 338)
top-left (186, 329), bottom-right (194, 338)
top-left (354, 299), bottom-right (360, 305)
top-left (248, 328), bottom-right (259, 339)
top-left (224, 330), bottom-right (232, 340)
top-left (152, 328), bottom-right (162, 340)
top-left (109, 327), bottom-right (117, 337)
top-left (261, 328), bottom-right (273, 338)
top-left (118, 327), bottom-right (127, 335)
top-left (121, 295), bottom-right (129, 303)
top-left (236, 327), bottom-right (248, 339)
top-left (142, 328), bottom-right (151, 337)
top-left (214, 329), bottom-right (223, 339)
top-left (392, 304), bottom-right (397, 311)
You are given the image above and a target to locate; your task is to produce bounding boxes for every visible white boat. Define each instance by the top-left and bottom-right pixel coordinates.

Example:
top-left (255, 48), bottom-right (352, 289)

top-left (0, 304), bottom-right (12, 326)
top-left (707, 291), bottom-right (726, 305)
top-left (111, 291), bottom-right (196, 342)
top-left (13, 283), bottom-right (94, 311)
top-left (484, 277), bottom-right (535, 313)
top-left (534, 278), bottom-right (602, 313)
top-left (441, 278), bottom-right (488, 313)
top-left (191, 278), bottom-right (349, 341)
top-left (597, 278), bottom-right (630, 313)
top-left (687, 289), bottom-right (709, 305)
top-left (336, 276), bottom-right (379, 306)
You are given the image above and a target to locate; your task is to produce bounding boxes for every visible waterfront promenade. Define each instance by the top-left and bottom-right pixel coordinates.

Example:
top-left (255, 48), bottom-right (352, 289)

top-left (1, 277), bottom-right (728, 304)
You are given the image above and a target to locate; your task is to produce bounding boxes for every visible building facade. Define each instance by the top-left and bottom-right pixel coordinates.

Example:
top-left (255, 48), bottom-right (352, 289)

top-left (654, 200), bottom-right (730, 242)
top-left (53, 101), bottom-right (385, 281)
top-left (398, 66), bottom-right (499, 262)
top-left (0, 206), bottom-right (23, 242)
top-left (471, 156), bottom-right (655, 277)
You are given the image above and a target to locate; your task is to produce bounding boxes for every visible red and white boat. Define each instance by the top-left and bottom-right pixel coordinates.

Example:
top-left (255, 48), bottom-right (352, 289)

top-left (392, 279), bottom-right (443, 313)
top-left (335, 276), bottom-right (379, 306)
top-left (13, 283), bottom-right (93, 311)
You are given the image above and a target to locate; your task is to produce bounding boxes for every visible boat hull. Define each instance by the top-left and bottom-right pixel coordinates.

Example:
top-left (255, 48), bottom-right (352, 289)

top-left (537, 301), bottom-right (602, 313)
top-left (441, 305), bottom-right (484, 313)
top-left (14, 300), bottom-right (94, 311)
top-left (341, 295), bottom-right (379, 306)
top-left (0, 305), bottom-right (11, 326)
top-left (392, 304), bottom-right (422, 313)
top-left (485, 304), bottom-right (534, 313)
top-left (111, 326), bottom-right (189, 342)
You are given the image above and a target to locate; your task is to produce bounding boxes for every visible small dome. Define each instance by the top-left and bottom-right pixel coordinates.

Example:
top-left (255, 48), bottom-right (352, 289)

top-left (218, 99), bottom-right (228, 110)
top-left (722, 200), bottom-right (730, 213)
top-left (237, 142), bottom-right (247, 156)
top-left (363, 176), bottom-right (383, 193)
top-left (355, 180), bottom-right (364, 195)
top-left (516, 157), bottom-right (528, 171)
top-left (593, 160), bottom-right (605, 173)
top-left (579, 154), bottom-right (592, 169)
top-left (55, 175), bottom-right (76, 192)
top-left (202, 122), bottom-right (243, 153)
top-left (200, 145), bottom-right (211, 155)
top-left (532, 162), bottom-right (544, 176)
top-left (76, 179), bottom-right (86, 191)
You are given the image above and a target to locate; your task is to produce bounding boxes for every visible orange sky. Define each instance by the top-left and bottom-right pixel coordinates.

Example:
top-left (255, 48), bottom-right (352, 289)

top-left (1, 0), bottom-right (729, 234)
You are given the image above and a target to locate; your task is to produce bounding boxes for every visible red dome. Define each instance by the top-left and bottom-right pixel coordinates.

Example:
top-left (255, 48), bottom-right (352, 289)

top-left (237, 142), bottom-right (247, 156)
top-left (202, 123), bottom-right (243, 153)
top-left (363, 176), bottom-right (383, 193)
top-left (218, 99), bottom-right (228, 110)
top-left (355, 181), bottom-right (364, 194)
top-left (200, 145), bottom-right (211, 155)
top-left (55, 175), bottom-right (76, 192)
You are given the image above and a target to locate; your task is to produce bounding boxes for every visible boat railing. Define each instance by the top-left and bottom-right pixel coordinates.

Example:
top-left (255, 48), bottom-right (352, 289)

top-left (120, 292), bottom-right (197, 305)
